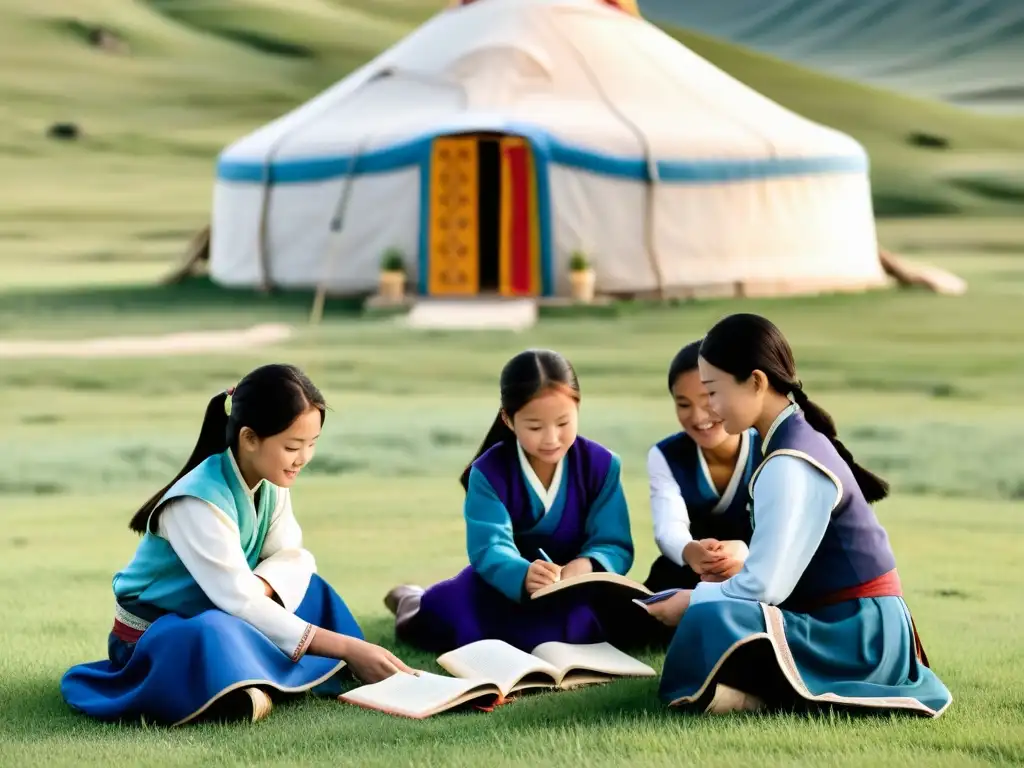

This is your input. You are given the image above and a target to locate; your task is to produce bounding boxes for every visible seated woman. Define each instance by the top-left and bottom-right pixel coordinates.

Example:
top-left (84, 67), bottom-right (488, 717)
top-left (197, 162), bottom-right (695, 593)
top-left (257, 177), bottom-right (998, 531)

top-left (643, 340), bottom-right (760, 595)
top-left (61, 364), bottom-right (415, 726)
top-left (384, 349), bottom-right (635, 654)
top-left (645, 315), bottom-right (952, 718)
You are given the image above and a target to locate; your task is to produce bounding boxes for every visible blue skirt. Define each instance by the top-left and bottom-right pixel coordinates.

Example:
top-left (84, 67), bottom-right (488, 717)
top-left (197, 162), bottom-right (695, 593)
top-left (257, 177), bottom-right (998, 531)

top-left (659, 596), bottom-right (952, 717)
top-left (61, 574), bottom-right (363, 725)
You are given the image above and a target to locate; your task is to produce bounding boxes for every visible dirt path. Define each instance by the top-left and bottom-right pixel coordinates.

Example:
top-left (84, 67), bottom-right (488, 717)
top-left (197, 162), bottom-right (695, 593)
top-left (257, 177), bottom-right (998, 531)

top-left (0, 324), bottom-right (293, 359)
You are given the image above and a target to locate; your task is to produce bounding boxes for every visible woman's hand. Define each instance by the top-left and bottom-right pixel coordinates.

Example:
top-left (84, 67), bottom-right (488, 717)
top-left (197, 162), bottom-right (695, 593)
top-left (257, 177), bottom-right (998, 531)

top-left (340, 637), bottom-right (418, 685)
top-left (308, 631), bottom-right (419, 684)
top-left (702, 539), bottom-right (748, 561)
top-left (683, 540), bottom-right (728, 575)
top-left (525, 560), bottom-right (562, 594)
top-left (698, 539), bottom-right (747, 581)
top-left (559, 558), bottom-right (594, 580)
top-left (642, 590), bottom-right (692, 627)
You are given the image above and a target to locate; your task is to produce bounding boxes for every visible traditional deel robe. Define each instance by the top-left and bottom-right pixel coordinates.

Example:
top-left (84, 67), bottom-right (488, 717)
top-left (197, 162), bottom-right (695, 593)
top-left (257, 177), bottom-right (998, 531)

top-left (644, 428), bottom-right (760, 592)
top-left (398, 436), bottom-right (634, 653)
top-left (61, 450), bottom-right (364, 726)
top-left (659, 405), bottom-right (952, 717)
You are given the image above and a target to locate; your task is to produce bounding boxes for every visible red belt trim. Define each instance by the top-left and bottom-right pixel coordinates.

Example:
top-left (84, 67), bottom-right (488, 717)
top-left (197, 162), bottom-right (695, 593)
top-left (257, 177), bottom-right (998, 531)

top-left (802, 568), bottom-right (904, 609)
top-left (112, 618), bottom-right (145, 644)
top-left (789, 569), bottom-right (930, 668)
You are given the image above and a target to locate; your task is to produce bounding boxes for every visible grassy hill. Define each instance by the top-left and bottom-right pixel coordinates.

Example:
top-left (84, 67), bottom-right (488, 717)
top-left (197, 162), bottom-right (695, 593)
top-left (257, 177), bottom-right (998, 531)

top-left (1, 0), bottom-right (1023, 288)
top-left (640, 0), bottom-right (1024, 113)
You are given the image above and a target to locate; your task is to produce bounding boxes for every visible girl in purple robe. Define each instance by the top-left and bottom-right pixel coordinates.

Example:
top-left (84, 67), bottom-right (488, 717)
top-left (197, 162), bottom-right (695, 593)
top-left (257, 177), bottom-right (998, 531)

top-left (645, 314), bottom-right (951, 717)
top-left (384, 349), bottom-right (635, 654)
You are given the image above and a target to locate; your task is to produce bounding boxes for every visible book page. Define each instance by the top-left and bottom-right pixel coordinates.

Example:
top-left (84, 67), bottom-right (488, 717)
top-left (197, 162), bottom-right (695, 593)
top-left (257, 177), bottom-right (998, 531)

top-left (530, 642), bottom-right (657, 684)
top-left (339, 671), bottom-right (499, 719)
top-left (437, 639), bottom-right (559, 696)
top-left (530, 571), bottom-right (652, 601)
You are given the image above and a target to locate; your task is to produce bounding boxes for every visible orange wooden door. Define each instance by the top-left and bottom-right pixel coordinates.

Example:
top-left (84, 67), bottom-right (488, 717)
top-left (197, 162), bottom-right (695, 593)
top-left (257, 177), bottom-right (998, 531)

top-left (428, 137), bottom-right (479, 295)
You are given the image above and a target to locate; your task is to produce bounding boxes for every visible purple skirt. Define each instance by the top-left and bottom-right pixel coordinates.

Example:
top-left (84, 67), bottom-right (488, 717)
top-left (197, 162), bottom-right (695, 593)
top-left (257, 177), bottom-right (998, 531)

top-left (398, 566), bottom-right (607, 653)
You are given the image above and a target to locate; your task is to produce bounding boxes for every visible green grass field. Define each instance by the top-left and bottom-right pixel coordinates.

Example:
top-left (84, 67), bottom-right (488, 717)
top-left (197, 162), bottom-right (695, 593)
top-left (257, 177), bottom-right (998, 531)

top-left (2, 1), bottom-right (1024, 765)
top-left (2, 218), bottom-right (1024, 766)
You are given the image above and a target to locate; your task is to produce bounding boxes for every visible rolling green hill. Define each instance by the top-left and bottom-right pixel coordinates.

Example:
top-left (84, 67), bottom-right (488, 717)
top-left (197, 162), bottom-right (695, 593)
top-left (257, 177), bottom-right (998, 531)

top-left (641, 0), bottom-right (1024, 113)
top-left (1, 0), bottom-right (1022, 288)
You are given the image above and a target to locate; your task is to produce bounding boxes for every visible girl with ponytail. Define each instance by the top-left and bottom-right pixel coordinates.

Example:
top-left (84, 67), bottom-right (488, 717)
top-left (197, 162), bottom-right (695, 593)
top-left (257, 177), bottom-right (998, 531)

top-left (386, 349), bottom-right (636, 654)
top-left (646, 314), bottom-right (951, 719)
top-left (62, 364), bottom-right (416, 727)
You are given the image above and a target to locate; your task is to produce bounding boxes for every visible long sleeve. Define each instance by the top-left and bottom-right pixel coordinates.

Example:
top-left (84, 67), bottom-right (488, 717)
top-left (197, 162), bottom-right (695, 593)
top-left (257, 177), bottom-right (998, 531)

top-left (579, 454), bottom-right (635, 575)
top-left (158, 498), bottom-right (315, 661)
top-left (647, 446), bottom-right (692, 567)
top-left (689, 455), bottom-right (837, 607)
top-left (253, 489), bottom-right (317, 612)
top-left (465, 467), bottom-right (532, 602)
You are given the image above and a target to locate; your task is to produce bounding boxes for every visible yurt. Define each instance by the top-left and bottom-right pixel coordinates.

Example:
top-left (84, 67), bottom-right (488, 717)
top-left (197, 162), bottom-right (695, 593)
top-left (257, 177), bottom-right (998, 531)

top-left (211, 0), bottom-right (885, 300)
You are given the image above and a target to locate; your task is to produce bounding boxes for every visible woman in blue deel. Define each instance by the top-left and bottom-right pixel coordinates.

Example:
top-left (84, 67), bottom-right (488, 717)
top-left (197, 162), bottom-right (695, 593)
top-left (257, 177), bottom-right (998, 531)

top-left (646, 314), bottom-right (952, 718)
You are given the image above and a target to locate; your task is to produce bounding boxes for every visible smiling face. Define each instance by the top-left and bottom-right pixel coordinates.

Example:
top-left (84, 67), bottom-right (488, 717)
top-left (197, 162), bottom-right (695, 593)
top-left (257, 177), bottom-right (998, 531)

top-left (670, 368), bottom-right (730, 449)
top-left (698, 356), bottom-right (764, 436)
top-left (506, 388), bottom-right (579, 467)
top-left (238, 406), bottom-right (322, 488)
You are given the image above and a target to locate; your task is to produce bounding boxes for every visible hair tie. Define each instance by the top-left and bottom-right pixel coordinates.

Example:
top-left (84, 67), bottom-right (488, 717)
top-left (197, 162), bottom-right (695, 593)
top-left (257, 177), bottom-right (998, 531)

top-left (224, 386), bottom-right (235, 416)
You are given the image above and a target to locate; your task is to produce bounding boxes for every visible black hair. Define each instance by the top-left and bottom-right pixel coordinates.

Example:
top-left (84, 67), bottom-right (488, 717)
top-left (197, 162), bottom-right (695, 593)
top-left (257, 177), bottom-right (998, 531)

top-left (129, 363), bottom-right (327, 534)
top-left (667, 339), bottom-right (702, 392)
top-left (699, 313), bottom-right (889, 503)
top-left (459, 349), bottom-right (580, 490)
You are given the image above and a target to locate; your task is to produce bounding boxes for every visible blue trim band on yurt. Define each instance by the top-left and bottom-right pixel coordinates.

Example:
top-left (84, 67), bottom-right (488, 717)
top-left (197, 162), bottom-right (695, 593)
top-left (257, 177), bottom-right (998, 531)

top-left (217, 126), bottom-right (868, 299)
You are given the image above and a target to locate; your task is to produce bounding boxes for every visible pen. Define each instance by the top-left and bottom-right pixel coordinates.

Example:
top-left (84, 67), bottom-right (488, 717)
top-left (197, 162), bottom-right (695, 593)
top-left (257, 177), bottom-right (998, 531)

top-left (537, 548), bottom-right (560, 582)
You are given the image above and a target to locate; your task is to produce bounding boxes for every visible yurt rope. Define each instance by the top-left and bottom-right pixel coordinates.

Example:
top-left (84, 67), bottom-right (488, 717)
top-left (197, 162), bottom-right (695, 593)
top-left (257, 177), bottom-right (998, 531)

top-left (253, 72), bottom-right (377, 293)
top-left (310, 69), bottom-right (469, 324)
top-left (546, 12), bottom-right (666, 298)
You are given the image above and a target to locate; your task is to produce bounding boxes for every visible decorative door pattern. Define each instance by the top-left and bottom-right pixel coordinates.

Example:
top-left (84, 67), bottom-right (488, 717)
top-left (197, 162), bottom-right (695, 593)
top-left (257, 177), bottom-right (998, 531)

top-left (428, 137), bottom-right (479, 295)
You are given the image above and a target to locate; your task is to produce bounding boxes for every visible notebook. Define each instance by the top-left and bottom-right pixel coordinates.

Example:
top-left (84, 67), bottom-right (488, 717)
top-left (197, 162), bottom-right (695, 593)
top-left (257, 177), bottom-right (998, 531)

top-left (338, 640), bottom-right (656, 719)
top-left (529, 571), bottom-right (656, 603)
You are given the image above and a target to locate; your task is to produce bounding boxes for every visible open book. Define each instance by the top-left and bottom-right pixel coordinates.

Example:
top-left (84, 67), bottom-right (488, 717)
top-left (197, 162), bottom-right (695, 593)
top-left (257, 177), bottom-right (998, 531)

top-left (530, 571), bottom-right (656, 603)
top-left (338, 640), bottom-right (656, 719)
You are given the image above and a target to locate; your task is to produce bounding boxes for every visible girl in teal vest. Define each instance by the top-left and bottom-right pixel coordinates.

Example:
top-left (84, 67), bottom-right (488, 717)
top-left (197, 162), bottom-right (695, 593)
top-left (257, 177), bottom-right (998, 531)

top-left (61, 364), bottom-right (416, 726)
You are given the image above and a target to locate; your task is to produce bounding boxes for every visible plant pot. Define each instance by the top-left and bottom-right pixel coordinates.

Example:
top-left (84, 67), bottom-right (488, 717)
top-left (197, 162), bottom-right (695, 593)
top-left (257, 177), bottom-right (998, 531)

top-left (378, 270), bottom-right (405, 302)
top-left (569, 268), bottom-right (595, 303)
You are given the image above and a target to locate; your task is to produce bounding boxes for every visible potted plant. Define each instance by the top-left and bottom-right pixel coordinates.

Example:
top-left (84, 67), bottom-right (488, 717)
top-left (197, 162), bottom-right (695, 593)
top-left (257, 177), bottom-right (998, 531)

top-left (378, 247), bottom-right (406, 302)
top-left (568, 250), bottom-right (595, 303)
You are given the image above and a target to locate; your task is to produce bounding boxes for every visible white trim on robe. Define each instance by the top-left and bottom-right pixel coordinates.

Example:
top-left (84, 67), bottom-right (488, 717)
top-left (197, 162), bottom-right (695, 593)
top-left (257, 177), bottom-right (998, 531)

top-left (708, 429), bottom-right (751, 514)
top-left (762, 403), bottom-right (799, 455)
top-left (517, 441), bottom-right (564, 514)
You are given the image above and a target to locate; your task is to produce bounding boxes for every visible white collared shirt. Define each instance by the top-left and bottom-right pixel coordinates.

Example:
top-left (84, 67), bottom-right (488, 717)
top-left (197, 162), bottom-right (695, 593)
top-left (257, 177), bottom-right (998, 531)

top-left (516, 441), bottom-right (564, 514)
top-left (155, 452), bottom-right (318, 660)
top-left (647, 431), bottom-right (752, 566)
